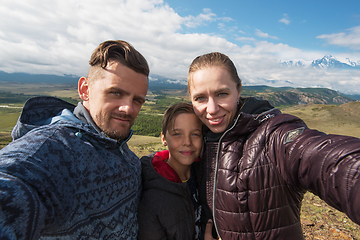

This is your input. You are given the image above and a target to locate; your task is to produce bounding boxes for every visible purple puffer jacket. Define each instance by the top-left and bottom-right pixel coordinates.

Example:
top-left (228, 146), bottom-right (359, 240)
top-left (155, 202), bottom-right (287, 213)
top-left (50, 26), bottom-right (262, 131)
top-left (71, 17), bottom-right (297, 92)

top-left (203, 106), bottom-right (360, 239)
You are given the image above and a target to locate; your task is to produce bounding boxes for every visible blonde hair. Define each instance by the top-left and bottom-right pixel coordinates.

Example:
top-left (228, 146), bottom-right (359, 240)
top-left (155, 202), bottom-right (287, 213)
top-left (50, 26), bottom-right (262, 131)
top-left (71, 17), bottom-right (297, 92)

top-left (187, 52), bottom-right (241, 93)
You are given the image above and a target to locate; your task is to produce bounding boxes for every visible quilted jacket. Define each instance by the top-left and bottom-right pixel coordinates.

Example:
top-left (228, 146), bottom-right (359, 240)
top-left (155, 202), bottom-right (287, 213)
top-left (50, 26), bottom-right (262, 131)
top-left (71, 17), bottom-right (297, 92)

top-left (201, 97), bottom-right (360, 239)
top-left (0, 96), bottom-right (142, 239)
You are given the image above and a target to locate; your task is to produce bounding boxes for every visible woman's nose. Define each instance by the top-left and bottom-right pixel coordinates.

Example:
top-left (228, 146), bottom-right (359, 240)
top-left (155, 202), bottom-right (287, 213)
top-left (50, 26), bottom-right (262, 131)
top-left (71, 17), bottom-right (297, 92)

top-left (207, 97), bottom-right (218, 114)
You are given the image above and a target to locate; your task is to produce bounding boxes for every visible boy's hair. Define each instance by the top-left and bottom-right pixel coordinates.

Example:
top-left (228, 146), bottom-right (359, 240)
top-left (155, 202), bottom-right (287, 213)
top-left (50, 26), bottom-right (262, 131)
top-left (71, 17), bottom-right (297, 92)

top-left (162, 102), bottom-right (197, 137)
top-left (87, 40), bottom-right (149, 81)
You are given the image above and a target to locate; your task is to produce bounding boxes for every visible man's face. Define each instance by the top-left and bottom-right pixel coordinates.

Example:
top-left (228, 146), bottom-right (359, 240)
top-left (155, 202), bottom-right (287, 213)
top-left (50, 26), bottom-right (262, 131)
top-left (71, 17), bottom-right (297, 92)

top-left (79, 61), bottom-right (148, 140)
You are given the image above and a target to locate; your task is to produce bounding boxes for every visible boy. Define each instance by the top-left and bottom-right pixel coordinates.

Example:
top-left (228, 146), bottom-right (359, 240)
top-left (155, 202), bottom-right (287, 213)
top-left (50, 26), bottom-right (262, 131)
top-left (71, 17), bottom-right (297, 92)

top-left (138, 102), bottom-right (203, 240)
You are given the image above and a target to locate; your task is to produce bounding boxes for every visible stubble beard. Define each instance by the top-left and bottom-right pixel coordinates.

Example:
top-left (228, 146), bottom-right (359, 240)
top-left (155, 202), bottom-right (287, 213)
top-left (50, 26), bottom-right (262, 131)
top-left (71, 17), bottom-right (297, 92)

top-left (96, 113), bottom-right (133, 140)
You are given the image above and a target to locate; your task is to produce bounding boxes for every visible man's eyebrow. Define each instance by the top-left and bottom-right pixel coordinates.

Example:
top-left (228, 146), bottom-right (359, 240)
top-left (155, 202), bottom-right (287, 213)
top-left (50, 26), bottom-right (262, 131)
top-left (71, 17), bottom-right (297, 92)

top-left (108, 87), bottom-right (127, 94)
top-left (108, 87), bottom-right (146, 102)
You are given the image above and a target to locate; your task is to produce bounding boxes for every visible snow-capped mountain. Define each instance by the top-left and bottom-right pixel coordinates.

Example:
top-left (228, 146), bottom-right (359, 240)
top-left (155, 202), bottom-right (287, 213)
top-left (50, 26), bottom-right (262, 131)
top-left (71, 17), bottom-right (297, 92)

top-left (280, 55), bottom-right (360, 69)
top-left (311, 55), bottom-right (360, 69)
top-left (279, 60), bottom-right (306, 67)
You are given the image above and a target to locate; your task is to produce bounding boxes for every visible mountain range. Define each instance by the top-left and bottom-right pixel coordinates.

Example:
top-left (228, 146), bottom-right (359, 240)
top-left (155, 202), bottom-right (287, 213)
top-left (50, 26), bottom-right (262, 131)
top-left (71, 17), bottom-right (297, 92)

top-left (280, 55), bottom-right (360, 69)
top-left (1, 54), bottom-right (360, 99)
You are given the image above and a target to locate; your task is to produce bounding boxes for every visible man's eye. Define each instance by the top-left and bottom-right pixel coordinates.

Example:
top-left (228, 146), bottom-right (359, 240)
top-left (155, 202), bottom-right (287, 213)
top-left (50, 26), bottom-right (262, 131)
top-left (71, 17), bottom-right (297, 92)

top-left (111, 92), bottom-right (120, 96)
top-left (218, 92), bottom-right (228, 97)
top-left (134, 99), bottom-right (144, 105)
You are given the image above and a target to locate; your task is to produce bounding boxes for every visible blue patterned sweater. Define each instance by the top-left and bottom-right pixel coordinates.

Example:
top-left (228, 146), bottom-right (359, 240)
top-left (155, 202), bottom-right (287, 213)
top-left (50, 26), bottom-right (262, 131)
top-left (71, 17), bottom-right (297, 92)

top-left (0, 96), bottom-right (141, 239)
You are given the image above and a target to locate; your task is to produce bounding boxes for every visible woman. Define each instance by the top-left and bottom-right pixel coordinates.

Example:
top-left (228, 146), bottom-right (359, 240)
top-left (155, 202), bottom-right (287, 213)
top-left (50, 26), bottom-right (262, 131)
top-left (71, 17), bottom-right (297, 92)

top-left (187, 52), bottom-right (360, 239)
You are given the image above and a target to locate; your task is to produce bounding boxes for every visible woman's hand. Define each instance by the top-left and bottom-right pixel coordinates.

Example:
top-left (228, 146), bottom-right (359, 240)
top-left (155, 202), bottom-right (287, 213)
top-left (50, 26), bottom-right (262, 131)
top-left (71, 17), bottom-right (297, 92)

top-left (204, 219), bottom-right (221, 240)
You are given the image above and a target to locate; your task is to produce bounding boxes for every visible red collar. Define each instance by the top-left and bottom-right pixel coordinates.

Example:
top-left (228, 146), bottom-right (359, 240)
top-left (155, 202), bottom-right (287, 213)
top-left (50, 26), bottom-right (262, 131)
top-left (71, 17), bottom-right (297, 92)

top-left (152, 150), bottom-right (183, 183)
top-left (152, 150), bottom-right (200, 183)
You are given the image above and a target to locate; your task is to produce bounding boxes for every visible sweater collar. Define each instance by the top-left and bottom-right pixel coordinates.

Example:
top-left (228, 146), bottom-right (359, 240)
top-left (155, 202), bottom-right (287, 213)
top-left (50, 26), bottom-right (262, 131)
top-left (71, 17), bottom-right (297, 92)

top-left (73, 102), bottom-right (133, 143)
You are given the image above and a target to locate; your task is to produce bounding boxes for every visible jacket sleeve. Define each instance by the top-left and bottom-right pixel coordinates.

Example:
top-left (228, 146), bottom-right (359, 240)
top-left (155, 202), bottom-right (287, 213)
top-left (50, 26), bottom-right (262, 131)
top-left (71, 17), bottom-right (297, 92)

top-left (270, 115), bottom-right (360, 225)
top-left (0, 128), bottom-right (76, 240)
top-left (0, 172), bottom-right (46, 240)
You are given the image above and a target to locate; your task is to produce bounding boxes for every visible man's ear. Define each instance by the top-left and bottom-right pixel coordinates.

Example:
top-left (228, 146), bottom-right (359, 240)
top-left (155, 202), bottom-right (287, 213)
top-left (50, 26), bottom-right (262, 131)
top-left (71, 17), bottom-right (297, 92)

top-left (161, 132), bottom-right (167, 146)
top-left (78, 77), bottom-right (90, 101)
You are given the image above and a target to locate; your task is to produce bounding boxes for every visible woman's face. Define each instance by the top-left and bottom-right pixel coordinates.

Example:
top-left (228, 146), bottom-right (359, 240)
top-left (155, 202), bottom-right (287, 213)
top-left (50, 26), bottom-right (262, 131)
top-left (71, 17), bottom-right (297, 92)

top-left (189, 66), bottom-right (241, 133)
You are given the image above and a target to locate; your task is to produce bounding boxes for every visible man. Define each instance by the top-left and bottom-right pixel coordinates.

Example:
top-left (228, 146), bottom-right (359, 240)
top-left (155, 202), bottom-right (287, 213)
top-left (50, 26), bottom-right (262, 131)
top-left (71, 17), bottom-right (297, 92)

top-left (0, 40), bottom-right (149, 239)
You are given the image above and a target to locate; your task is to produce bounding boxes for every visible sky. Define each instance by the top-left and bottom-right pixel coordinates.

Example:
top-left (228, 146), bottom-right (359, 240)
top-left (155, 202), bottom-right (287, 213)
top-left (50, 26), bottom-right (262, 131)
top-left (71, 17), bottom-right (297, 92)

top-left (1, 0), bottom-right (360, 94)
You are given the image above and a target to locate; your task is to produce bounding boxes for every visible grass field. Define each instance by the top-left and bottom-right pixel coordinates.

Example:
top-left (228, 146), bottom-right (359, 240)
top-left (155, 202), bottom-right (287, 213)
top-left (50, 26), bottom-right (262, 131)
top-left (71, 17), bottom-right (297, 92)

top-left (0, 107), bottom-right (21, 132)
top-left (282, 101), bottom-right (360, 138)
top-left (1, 91), bottom-right (360, 239)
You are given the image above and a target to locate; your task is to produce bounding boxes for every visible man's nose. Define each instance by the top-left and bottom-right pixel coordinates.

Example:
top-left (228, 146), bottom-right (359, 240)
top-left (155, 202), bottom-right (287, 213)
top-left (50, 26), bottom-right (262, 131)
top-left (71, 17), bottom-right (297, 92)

top-left (118, 98), bottom-right (134, 115)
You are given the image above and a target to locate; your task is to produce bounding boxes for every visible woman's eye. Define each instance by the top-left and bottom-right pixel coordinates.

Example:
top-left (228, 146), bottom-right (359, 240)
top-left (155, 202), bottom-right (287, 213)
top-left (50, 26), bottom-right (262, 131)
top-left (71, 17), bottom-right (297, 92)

top-left (194, 96), bottom-right (205, 102)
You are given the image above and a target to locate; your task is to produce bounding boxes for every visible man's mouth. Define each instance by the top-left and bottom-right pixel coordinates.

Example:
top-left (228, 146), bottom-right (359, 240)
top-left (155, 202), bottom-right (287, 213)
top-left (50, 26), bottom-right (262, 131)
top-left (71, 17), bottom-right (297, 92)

top-left (112, 113), bottom-right (132, 122)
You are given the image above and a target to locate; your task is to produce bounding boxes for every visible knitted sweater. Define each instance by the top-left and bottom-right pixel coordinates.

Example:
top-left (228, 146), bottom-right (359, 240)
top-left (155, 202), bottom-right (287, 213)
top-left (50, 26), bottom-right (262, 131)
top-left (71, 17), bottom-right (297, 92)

top-left (0, 96), bottom-right (141, 239)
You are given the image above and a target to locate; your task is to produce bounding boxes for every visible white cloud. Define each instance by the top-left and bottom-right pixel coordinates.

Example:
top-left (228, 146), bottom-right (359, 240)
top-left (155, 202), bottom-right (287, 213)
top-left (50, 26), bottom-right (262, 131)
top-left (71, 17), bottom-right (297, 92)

top-left (279, 14), bottom-right (290, 25)
top-left (0, 0), bottom-right (359, 94)
top-left (183, 8), bottom-right (217, 28)
top-left (317, 25), bottom-right (360, 50)
top-left (255, 29), bottom-right (278, 39)
top-left (236, 37), bottom-right (256, 43)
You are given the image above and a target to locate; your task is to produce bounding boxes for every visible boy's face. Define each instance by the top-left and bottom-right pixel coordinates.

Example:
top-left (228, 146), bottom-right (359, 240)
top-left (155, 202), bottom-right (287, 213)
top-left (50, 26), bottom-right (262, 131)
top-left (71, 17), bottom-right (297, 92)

top-left (161, 113), bottom-right (203, 167)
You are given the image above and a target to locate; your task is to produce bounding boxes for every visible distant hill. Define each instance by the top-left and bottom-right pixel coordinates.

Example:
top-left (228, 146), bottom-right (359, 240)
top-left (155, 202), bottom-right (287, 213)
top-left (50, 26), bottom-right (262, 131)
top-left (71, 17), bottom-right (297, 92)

top-left (0, 71), bottom-right (79, 84)
top-left (240, 85), bottom-right (357, 107)
top-left (0, 71), bottom-right (358, 105)
top-left (282, 101), bottom-right (360, 138)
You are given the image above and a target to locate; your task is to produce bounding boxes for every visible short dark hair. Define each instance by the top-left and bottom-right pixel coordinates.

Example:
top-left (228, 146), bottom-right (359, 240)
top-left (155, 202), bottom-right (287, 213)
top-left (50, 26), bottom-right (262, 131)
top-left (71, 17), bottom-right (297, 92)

top-left (88, 40), bottom-right (149, 78)
top-left (162, 102), bottom-right (196, 137)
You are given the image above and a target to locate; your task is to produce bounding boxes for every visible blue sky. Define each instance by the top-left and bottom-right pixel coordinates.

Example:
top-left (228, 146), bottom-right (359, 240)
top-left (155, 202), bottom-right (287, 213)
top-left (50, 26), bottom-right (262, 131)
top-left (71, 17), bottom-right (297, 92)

top-left (167, 0), bottom-right (360, 53)
top-left (1, 0), bottom-right (360, 94)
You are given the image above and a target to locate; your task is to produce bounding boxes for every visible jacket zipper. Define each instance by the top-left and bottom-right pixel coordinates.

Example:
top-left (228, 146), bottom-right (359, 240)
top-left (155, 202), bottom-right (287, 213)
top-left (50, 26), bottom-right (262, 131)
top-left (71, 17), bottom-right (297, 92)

top-left (211, 109), bottom-right (277, 237)
top-left (211, 113), bottom-right (242, 237)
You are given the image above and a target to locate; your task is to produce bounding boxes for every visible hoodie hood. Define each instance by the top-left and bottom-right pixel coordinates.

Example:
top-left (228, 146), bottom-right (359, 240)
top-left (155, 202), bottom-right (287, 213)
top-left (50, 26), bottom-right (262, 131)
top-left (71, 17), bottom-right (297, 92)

top-left (141, 150), bottom-right (189, 196)
top-left (151, 150), bottom-right (183, 183)
top-left (11, 96), bottom-right (79, 140)
top-left (10, 96), bottom-right (133, 148)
